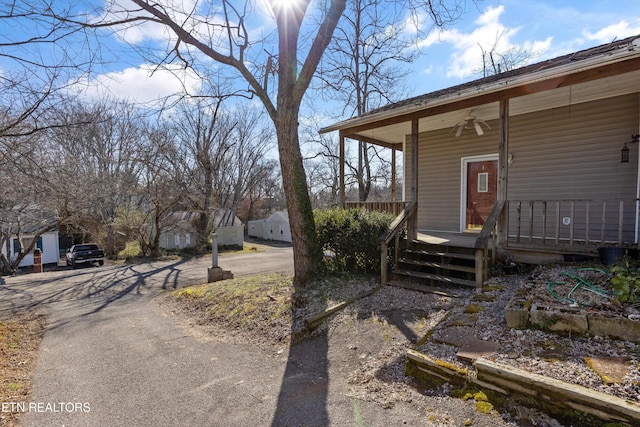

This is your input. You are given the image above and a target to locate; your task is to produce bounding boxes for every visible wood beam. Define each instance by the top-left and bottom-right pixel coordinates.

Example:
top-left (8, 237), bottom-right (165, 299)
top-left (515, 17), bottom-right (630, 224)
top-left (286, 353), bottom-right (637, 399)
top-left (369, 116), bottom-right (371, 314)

top-left (498, 99), bottom-right (509, 245)
top-left (411, 119), bottom-right (418, 202)
top-left (391, 148), bottom-right (397, 203)
top-left (343, 133), bottom-right (403, 151)
top-left (498, 99), bottom-right (509, 201)
top-left (408, 119), bottom-right (419, 241)
top-left (339, 132), bottom-right (345, 207)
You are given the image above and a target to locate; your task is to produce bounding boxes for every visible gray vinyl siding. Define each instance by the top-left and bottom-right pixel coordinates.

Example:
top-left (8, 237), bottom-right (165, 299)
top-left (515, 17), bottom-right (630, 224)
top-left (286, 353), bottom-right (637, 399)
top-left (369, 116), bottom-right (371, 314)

top-left (507, 94), bottom-right (638, 201)
top-left (406, 93), bottom-right (639, 238)
top-left (412, 125), bottom-right (498, 231)
top-left (507, 93), bottom-right (639, 243)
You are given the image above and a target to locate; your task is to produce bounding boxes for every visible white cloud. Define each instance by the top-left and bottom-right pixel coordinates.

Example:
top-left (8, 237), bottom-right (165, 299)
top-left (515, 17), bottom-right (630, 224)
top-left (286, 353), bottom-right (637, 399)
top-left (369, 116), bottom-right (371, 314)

top-left (70, 64), bottom-right (202, 105)
top-left (583, 19), bottom-right (640, 44)
top-left (417, 5), bottom-right (551, 79)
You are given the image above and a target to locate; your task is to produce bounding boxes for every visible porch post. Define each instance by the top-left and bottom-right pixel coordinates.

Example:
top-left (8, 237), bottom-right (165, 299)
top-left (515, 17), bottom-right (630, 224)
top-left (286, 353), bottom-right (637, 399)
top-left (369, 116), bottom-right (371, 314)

top-left (339, 132), bottom-right (345, 208)
top-left (498, 99), bottom-right (510, 245)
top-left (408, 119), bottom-right (419, 241)
top-left (391, 148), bottom-right (397, 204)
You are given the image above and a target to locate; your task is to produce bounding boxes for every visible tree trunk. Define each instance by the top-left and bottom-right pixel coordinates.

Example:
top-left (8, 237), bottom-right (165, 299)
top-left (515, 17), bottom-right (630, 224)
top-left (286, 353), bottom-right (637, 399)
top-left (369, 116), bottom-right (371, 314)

top-left (195, 163), bottom-right (214, 251)
top-left (276, 111), bottom-right (322, 285)
top-left (273, 0), bottom-right (335, 285)
top-left (150, 211), bottom-right (161, 257)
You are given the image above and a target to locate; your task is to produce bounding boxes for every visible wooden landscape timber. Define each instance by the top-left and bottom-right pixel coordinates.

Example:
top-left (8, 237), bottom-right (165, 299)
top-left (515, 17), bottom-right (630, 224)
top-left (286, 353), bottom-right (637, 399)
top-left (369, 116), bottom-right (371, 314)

top-left (406, 349), bottom-right (640, 425)
top-left (304, 286), bottom-right (383, 331)
top-left (475, 358), bottom-right (640, 425)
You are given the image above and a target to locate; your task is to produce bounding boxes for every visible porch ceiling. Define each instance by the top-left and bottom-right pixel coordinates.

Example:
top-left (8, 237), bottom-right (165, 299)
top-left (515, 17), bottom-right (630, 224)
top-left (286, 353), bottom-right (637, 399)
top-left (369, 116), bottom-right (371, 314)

top-left (340, 68), bottom-right (640, 149)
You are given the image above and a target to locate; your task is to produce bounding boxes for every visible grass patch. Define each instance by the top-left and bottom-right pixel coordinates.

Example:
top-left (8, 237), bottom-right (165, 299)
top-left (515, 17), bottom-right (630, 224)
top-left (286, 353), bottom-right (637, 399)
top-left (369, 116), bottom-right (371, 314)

top-left (118, 240), bottom-right (141, 259)
top-left (464, 304), bottom-right (483, 314)
top-left (0, 313), bottom-right (45, 426)
top-left (171, 273), bottom-right (295, 343)
top-left (169, 273), bottom-right (380, 345)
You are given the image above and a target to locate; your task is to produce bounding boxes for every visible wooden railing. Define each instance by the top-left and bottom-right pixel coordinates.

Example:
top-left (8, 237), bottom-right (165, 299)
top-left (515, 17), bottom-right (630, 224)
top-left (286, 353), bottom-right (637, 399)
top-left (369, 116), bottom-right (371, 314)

top-left (506, 198), bottom-right (639, 249)
top-left (379, 201), bottom-right (417, 285)
top-left (474, 200), bottom-right (506, 287)
top-left (345, 200), bottom-right (408, 216)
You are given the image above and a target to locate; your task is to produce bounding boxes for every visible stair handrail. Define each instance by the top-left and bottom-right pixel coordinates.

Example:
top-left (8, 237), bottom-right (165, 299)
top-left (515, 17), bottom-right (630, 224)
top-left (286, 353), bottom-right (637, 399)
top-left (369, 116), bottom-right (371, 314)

top-left (472, 200), bottom-right (506, 286)
top-left (380, 201), bottom-right (417, 285)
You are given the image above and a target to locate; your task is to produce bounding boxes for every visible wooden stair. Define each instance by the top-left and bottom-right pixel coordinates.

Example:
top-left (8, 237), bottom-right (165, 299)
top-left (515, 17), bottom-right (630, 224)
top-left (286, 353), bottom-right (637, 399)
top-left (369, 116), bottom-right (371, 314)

top-left (391, 240), bottom-right (478, 288)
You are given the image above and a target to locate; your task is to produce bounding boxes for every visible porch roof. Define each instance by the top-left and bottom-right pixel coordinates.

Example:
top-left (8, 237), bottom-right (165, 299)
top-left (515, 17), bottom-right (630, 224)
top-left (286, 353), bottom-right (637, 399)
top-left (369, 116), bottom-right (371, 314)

top-left (320, 35), bottom-right (640, 149)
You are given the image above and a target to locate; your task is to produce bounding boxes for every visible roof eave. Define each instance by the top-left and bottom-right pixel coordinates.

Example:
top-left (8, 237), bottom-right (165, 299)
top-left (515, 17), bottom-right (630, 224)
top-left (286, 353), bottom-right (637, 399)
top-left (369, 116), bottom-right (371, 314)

top-left (319, 38), bottom-right (640, 134)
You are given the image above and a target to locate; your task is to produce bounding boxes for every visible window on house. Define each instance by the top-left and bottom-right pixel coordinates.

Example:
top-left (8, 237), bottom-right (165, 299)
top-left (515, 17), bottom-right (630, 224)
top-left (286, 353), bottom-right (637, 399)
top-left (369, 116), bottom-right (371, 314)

top-left (13, 237), bottom-right (43, 254)
top-left (478, 172), bottom-right (489, 193)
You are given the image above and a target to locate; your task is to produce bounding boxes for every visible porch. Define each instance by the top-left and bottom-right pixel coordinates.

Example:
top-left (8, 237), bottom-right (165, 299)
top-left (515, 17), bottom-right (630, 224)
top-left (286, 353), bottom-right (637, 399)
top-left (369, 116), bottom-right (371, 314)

top-left (349, 197), bottom-right (640, 288)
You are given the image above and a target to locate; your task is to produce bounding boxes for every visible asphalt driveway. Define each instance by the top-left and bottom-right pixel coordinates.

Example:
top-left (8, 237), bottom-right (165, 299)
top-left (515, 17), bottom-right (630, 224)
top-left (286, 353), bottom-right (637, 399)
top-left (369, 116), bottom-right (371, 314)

top-left (0, 246), bottom-right (294, 314)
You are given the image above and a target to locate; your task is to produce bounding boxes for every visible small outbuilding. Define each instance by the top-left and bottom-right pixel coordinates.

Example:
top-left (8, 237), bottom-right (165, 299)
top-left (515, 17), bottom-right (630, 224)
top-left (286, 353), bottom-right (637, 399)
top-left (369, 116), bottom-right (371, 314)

top-left (248, 210), bottom-right (291, 243)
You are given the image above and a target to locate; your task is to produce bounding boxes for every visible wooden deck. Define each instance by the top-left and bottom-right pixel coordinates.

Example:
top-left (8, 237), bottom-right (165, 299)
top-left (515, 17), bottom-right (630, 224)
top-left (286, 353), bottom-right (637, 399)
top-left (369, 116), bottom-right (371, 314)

top-left (416, 231), bottom-right (478, 248)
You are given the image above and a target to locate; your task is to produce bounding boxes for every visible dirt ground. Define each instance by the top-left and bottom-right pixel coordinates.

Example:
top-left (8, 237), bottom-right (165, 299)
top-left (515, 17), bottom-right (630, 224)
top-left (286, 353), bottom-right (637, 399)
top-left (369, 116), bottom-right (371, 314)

top-left (0, 314), bottom-right (45, 427)
top-left (165, 271), bottom-right (615, 426)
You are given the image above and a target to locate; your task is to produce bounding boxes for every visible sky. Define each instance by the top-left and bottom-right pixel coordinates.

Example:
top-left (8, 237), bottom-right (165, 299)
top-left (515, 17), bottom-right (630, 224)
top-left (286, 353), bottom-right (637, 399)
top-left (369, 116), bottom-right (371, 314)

top-left (410, 0), bottom-right (640, 94)
top-left (3, 0), bottom-right (640, 113)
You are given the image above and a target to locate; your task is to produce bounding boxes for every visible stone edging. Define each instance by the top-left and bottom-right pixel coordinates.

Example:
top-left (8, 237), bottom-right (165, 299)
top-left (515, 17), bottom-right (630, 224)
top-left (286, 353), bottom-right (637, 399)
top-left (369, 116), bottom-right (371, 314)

top-left (505, 298), bottom-right (640, 343)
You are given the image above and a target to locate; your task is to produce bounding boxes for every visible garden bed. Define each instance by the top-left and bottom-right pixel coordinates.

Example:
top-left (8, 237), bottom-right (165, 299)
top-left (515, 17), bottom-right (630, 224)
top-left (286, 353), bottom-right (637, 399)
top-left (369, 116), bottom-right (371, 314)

top-left (505, 266), bottom-right (640, 343)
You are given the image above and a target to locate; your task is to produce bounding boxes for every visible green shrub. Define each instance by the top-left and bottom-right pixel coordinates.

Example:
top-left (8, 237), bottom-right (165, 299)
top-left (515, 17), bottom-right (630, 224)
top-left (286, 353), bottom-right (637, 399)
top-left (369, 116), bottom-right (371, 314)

top-left (314, 207), bottom-right (395, 274)
top-left (609, 257), bottom-right (640, 303)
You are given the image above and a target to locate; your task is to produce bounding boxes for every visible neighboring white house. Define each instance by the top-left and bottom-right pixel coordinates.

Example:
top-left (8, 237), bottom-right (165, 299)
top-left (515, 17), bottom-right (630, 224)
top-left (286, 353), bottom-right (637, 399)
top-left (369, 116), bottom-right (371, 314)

top-left (1, 229), bottom-right (60, 268)
top-left (248, 210), bottom-right (292, 243)
top-left (160, 209), bottom-right (244, 249)
top-left (247, 219), bottom-right (265, 240)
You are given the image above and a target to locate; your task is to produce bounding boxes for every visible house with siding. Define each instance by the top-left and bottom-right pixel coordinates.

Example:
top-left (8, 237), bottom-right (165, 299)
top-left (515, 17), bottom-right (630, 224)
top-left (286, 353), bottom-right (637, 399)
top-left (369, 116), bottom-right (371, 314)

top-left (1, 228), bottom-right (60, 268)
top-left (160, 209), bottom-right (244, 249)
top-left (321, 35), bottom-right (640, 288)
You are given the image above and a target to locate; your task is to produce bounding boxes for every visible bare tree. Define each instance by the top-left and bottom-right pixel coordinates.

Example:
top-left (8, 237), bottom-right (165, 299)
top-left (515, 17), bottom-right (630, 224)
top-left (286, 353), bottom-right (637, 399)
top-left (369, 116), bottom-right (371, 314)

top-left (0, 146), bottom-right (48, 273)
top-left (6, 0), bottom-right (472, 283)
top-left (0, 117), bottom-right (74, 273)
top-left (45, 0), bottom-right (346, 284)
top-left (173, 96), bottom-right (236, 250)
top-left (315, 0), bottom-right (411, 201)
top-left (302, 122), bottom-right (344, 208)
top-left (45, 100), bottom-right (145, 255)
top-left (477, 31), bottom-right (536, 77)
top-left (174, 98), bottom-right (278, 249)
top-left (136, 126), bottom-right (187, 257)
top-left (225, 106), bottom-right (276, 212)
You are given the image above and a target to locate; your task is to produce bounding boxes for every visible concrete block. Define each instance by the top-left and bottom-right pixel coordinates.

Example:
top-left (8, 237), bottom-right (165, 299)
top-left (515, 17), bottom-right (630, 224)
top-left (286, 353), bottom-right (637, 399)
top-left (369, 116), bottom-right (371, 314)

top-left (504, 298), bottom-right (530, 329)
top-left (208, 267), bottom-right (234, 283)
top-left (587, 315), bottom-right (640, 344)
top-left (529, 304), bottom-right (588, 335)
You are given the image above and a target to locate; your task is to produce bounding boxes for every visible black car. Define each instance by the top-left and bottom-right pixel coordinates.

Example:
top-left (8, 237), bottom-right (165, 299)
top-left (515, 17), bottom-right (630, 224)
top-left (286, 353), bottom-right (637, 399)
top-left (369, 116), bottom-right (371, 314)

top-left (66, 244), bottom-right (105, 268)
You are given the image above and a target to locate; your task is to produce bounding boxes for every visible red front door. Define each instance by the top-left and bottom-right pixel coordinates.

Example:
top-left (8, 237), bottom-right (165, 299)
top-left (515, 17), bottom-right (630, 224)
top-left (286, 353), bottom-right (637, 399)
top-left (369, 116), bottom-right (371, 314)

top-left (466, 160), bottom-right (498, 231)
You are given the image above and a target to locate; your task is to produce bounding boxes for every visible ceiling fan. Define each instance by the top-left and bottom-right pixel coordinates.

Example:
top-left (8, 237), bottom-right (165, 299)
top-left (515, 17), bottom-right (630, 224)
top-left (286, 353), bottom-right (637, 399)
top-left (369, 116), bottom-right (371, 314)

top-left (450, 111), bottom-right (491, 137)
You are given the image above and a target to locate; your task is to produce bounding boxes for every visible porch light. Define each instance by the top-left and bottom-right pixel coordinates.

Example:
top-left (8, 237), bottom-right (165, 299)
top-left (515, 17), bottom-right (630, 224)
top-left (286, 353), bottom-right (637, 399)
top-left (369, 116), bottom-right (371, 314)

top-left (621, 134), bottom-right (640, 163)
